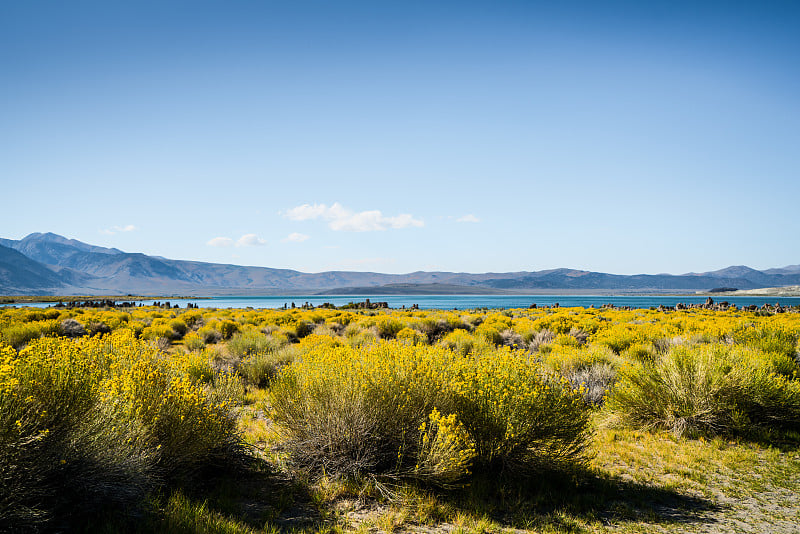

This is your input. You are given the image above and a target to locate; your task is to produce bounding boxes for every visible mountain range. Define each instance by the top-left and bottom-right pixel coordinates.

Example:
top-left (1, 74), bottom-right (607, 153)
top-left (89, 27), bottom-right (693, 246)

top-left (2, 232), bottom-right (800, 296)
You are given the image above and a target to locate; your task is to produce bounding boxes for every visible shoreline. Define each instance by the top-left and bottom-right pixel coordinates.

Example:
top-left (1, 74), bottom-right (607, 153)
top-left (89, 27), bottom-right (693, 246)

top-left (0, 295), bottom-right (212, 304)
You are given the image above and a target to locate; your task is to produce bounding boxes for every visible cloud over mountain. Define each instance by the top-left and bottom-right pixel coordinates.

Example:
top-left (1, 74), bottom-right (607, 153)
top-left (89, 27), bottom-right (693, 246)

top-left (207, 234), bottom-right (266, 247)
top-left (284, 202), bottom-right (424, 232)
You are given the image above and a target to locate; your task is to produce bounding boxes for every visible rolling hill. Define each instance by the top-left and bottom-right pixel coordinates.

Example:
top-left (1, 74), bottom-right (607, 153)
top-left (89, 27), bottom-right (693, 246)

top-left (1, 232), bottom-right (799, 296)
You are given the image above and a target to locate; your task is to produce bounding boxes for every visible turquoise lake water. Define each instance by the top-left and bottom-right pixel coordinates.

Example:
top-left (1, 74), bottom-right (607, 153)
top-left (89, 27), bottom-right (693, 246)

top-left (8, 295), bottom-right (800, 310)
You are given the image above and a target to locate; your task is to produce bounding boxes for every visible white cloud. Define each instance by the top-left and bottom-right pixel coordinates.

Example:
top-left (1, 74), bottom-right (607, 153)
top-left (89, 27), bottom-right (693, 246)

top-left (283, 232), bottom-right (310, 243)
top-left (283, 202), bottom-right (423, 232)
top-left (207, 237), bottom-right (234, 247)
top-left (207, 234), bottom-right (267, 248)
top-left (456, 214), bottom-right (480, 223)
top-left (236, 233), bottom-right (266, 247)
top-left (101, 224), bottom-right (137, 235)
top-left (284, 203), bottom-right (339, 221)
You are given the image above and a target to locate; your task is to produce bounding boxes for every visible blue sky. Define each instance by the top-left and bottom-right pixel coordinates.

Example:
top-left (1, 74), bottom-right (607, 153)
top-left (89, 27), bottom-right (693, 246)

top-left (2, 1), bottom-right (799, 275)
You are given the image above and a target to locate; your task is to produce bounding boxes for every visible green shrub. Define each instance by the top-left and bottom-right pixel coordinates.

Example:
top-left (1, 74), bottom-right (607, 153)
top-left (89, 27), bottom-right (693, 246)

top-left (732, 325), bottom-right (798, 360)
top-left (606, 343), bottom-right (800, 438)
top-left (238, 346), bottom-right (296, 388)
top-left (0, 320), bottom-right (60, 350)
top-left (227, 331), bottom-right (282, 358)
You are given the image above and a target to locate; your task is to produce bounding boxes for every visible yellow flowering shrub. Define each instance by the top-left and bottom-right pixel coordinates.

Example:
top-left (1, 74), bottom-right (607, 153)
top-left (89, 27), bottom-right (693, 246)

top-left (270, 339), bottom-right (591, 481)
top-left (414, 409), bottom-right (475, 487)
top-left (0, 331), bottom-right (242, 530)
top-left (270, 340), bottom-right (467, 482)
top-left (448, 346), bottom-right (591, 472)
top-left (396, 327), bottom-right (426, 345)
top-left (0, 319), bottom-right (60, 349)
top-left (439, 328), bottom-right (476, 356)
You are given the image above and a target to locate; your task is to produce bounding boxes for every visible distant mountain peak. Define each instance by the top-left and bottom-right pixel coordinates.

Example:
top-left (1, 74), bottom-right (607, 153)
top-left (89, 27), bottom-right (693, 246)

top-left (1, 232), bottom-right (799, 296)
top-left (19, 232), bottom-right (124, 255)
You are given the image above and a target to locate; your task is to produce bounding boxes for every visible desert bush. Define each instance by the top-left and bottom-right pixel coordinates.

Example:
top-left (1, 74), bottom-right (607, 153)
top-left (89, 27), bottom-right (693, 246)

top-left (448, 347), bottom-right (592, 473)
top-left (86, 321), bottom-right (111, 336)
top-left (532, 314), bottom-right (575, 335)
top-left (183, 332), bottom-right (206, 352)
top-left (622, 342), bottom-right (657, 363)
top-left (343, 322), bottom-right (363, 338)
top-left (594, 324), bottom-right (638, 354)
top-left (270, 340), bottom-right (469, 483)
top-left (218, 320), bottom-right (240, 340)
top-left (59, 318), bottom-right (86, 338)
top-left (376, 316), bottom-right (405, 339)
top-left (732, 326), bottom-right (799, 371)
top-left (606, 343), bottom-right (800, 438)
top-left (0, 339), bottom-right (156, 530)
top-left (0, 332), bottom-right (243, 530)
top-left (346, 326), bottom-right (379, 348)
top-left (527, 329), bottom-right (555, 352)
top-left (180, 310), bottom-right (204, 328)
top-left (554, 333), bottom-right (581, 348)
top-left (181, 350), bottom-right (215, 385)
top-left (0, 320), bottom-right (60, 350)
top-left (543, 344), bottom-right (618, 376)
top-left (439, 329), bottom-right (475, 356)
top-left (91, 332), bottom-right (242, 480)
top-left (418, 317), bottom-right (456, 343)
top-left (238, 346), bottom-right (296, 388)
top-left (227, 330), bottom-right (282, 358)
top-left (474, 324), bottom-right (502, 345)
top-left (568, 326), bottom-right (590, 345)
top-left (396, 327), bottom-right (426, 345)
top-left (126, 320), bottom-right (146, 338)
top-left (565, 363), bottom-right (617, 406)
top-left (499, 329), bottom-right (524, 348)
top-left (293, 321), bottom-right (313, 339)
top-left (312, 323), bottom-right (338, 337)
top-left (153, 336), bottom-right (171, 351)
top-left (169, 319), bottom-right (188, 339)
top-left (141, 324), bottom-right (174, 342)
top-left (270, 340), bottom-right (591, 482)
top-left (197, 325), bottom-right (222, 344)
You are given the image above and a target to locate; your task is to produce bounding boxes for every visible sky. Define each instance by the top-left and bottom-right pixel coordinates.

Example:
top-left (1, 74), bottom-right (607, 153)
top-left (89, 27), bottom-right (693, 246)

top-left (2, 0), bottom-right (799, 275)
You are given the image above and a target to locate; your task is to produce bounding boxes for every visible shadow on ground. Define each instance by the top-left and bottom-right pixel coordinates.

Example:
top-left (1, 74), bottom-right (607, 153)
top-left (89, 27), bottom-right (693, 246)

top-left (87, 460), bottom-right (723, 533)
top-left (440, 466), bottom-right (722, 532)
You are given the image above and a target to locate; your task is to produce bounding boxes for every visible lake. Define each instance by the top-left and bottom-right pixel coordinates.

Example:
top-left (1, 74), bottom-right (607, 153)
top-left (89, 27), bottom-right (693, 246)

top-left (6, 295), bottom-right (800, 310)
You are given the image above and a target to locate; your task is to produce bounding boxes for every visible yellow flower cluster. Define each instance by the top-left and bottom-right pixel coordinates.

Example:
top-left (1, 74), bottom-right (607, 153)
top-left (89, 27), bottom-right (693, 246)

top-left (1, 330), bottom-right (240, 481)
top-left (271, 337), bottom-right (591, 479)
